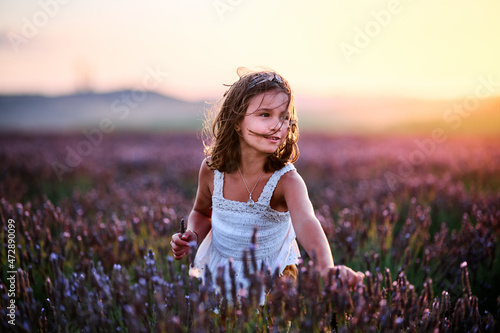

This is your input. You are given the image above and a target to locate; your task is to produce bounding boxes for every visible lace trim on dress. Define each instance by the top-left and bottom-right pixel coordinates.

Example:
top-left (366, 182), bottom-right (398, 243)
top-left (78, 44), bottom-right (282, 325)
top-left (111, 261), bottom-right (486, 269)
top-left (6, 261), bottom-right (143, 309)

top-left (213, 164), bottom-right (296, 212)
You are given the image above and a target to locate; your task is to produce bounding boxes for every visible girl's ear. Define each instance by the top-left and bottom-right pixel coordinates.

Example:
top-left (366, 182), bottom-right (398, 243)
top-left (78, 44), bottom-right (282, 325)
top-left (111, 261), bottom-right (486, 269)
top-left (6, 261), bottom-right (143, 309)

top-left (235, 124), bottom-right (240, 132)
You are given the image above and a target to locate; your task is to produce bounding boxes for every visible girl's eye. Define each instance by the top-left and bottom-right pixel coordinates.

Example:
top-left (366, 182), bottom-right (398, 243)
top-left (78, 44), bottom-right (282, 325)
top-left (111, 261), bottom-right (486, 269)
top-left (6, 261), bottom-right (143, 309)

top-left (260, 113), bottom-right (270, 117)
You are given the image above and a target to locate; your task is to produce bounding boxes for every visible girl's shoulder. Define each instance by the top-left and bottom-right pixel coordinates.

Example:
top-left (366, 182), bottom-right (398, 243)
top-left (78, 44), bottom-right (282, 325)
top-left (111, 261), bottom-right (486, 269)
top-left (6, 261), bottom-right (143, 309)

top-left (200, 157), bottom-right (215, 173)
top-left (199, 157), bottom-right (215, 190)
top-left (280, 166), bottom-right (303, 184)
top-left (275, 166), bottom-right (306, 195)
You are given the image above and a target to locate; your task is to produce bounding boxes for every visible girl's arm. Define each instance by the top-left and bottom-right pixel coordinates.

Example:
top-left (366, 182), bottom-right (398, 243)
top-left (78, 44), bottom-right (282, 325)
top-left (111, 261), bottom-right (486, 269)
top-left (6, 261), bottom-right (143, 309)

top-left (283, 171), bottom-right (364, 287)
top-left (171, 159), bottom-right (212, 260)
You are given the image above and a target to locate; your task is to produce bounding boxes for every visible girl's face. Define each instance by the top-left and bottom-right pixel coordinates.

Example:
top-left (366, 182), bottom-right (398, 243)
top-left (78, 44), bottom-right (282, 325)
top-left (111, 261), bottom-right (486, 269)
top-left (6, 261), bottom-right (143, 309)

top-left (236, 91), bottom-right (291, 156)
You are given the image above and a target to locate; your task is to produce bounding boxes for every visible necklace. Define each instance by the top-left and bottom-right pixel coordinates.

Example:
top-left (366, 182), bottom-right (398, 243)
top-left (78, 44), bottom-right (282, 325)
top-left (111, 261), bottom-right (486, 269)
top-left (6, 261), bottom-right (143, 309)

top-left (237, 166), bottom-right (265, 207)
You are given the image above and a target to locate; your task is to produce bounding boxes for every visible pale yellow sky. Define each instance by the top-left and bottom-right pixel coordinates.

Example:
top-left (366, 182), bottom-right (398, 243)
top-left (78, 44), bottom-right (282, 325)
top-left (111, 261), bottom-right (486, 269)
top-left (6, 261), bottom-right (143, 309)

top-left (1, 0), bottom-right (499, 102)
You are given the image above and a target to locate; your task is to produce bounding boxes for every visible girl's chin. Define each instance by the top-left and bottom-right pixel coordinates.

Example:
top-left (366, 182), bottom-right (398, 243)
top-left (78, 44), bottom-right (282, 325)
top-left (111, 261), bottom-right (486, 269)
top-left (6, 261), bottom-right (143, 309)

top-left (252, 145), bottom-right (278, 155)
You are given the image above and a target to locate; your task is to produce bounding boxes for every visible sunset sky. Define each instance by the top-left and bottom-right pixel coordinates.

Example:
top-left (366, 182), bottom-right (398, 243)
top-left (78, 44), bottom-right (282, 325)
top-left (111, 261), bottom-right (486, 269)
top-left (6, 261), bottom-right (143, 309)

top-left (1, 0), bottom-right (500, 106)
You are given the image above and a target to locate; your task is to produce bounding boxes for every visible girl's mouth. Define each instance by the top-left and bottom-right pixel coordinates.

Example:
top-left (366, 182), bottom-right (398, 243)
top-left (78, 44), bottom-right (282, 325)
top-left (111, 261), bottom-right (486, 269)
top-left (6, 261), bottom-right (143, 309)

top-left (264, 135), bottom-right (280, 142)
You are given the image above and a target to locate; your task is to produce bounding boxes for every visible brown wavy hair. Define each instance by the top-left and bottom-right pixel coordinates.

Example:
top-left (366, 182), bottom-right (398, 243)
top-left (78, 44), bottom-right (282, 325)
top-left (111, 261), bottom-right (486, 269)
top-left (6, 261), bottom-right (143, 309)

top-left (203, 67), bottom-right (299, 173)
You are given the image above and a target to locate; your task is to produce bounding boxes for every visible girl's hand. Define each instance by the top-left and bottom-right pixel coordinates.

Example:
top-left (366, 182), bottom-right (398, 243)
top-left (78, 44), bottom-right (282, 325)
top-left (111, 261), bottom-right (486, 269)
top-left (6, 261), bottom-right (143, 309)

top-left (324, 265), bottom-right (365, 289)
top-left (170, 230), bottom-right (198, 260)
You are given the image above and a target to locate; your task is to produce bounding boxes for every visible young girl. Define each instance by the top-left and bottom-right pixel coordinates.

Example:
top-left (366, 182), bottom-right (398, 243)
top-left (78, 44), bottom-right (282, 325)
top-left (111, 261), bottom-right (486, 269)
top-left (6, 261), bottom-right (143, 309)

top-left (171, 68), bottom-right (364, 302)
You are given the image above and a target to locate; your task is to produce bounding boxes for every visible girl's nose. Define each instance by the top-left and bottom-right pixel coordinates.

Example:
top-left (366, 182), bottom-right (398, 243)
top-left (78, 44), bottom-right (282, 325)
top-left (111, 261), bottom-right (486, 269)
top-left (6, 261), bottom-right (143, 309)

top-left (270, 116), bottom-right (283, 131)
top-left (269, 122), bottom-right (280, 133)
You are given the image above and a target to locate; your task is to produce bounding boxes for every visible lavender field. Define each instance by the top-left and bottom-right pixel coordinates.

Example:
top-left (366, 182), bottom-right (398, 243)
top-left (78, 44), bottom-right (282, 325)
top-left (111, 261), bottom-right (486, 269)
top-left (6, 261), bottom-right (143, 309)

top-left (1, 132), bottom-right (499, 332)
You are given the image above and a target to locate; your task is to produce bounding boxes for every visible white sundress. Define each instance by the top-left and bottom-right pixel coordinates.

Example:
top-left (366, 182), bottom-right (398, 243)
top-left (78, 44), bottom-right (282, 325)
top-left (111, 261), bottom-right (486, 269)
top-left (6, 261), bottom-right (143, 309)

top-left (190, 163), bottom-right (300, 303)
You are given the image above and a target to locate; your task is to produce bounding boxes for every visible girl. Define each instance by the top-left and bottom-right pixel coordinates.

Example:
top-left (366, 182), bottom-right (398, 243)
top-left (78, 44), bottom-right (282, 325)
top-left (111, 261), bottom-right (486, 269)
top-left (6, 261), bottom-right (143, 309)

top-left (171, 68), bottom-right (364, 302)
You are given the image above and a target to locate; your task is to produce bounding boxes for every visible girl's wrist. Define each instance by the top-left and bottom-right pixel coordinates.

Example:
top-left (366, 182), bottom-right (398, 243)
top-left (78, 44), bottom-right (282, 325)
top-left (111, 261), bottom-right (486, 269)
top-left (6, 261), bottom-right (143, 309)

top-left (186, 229), bottom-right (199, 242)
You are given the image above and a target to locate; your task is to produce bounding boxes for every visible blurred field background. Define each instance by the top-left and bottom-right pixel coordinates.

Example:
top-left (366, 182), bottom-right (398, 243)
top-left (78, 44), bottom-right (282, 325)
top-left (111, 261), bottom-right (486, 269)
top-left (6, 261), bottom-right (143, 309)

top-left (1, 0), bottom-right (500, 331)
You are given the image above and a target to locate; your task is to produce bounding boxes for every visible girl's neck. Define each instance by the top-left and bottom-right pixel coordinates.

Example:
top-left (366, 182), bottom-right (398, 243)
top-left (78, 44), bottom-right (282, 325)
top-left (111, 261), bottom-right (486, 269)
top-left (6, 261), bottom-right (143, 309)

top-left (238, 151), bottom-right (267, 176)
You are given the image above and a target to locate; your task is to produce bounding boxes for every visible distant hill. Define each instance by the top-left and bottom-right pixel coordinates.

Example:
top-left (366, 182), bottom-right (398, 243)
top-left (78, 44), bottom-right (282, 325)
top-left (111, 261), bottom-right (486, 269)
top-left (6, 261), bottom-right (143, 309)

top-left (0, 90), bottom-right (207, 132)
top-left (1, 91), bottom-right (498, 135)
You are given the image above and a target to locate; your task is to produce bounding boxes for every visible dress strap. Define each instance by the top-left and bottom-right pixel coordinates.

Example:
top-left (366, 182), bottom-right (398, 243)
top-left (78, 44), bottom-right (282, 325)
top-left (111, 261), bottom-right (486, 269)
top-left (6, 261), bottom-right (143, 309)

top-left (213, 169), bottom-right (224, 198)
top-left (258, 164), bottom-right (296, 206)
